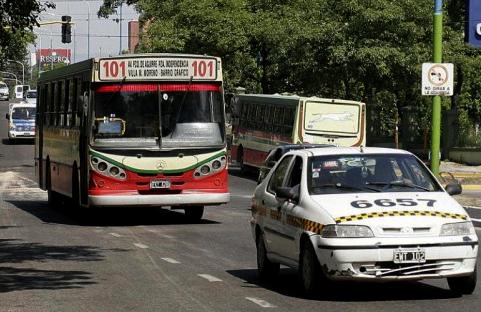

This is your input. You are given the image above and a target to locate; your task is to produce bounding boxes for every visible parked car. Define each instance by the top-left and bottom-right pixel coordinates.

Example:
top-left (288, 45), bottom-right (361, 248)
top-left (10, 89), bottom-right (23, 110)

top-left (257, 144), bottom-right (333, 183)
top-left (251, 146), bottom-right (477, 295)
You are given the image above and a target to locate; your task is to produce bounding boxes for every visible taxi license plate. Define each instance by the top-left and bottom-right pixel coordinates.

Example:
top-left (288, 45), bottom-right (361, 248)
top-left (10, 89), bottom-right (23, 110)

top-left (393, 248), bottom-right (426, 264)
top-left (150, 180), bottom-right (171, 189)
top-left (24, 132), bottom-right (30, 136)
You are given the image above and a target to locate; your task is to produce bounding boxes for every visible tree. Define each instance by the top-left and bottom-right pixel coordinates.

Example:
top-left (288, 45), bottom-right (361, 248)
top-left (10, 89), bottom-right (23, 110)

top-left (0, 0), bottom-right (54, 64)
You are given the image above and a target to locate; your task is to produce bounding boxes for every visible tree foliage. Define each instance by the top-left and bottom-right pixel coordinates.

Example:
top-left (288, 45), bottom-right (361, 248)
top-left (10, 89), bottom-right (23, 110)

top-left (100, 0), bottom-right (481, 146)
top-left (0, 0), bottom-right (54, 65)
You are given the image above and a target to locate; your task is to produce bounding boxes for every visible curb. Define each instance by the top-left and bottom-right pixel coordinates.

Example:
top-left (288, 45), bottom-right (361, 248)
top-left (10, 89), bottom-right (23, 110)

top-left (462, 185), bottom-right (481, 191)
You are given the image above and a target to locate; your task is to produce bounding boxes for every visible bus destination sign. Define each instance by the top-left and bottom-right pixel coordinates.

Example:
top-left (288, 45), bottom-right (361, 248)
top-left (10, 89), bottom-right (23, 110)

top-left (98, 57), bottom-right (218, 81)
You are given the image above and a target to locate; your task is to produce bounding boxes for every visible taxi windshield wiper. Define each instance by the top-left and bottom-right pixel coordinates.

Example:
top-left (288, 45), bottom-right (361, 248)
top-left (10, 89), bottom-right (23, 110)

top-left (366, 180), bottom-right (431, 191)
top-left (314, 183), bottom-right (380, 192)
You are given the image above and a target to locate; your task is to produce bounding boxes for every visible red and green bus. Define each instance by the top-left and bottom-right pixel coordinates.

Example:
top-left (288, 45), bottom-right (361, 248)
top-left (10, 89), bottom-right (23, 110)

top-left (35, 54), bottom-right (229, 220)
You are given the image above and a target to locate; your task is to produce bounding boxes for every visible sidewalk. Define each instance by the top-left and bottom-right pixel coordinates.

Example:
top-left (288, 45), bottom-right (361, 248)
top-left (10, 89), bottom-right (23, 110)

top-left (440, 161), bottom-right (481, 191)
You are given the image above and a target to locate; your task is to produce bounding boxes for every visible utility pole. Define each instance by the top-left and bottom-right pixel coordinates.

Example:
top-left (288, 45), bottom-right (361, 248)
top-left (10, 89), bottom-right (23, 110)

top-left (430, 0), bottom-right (443, 176)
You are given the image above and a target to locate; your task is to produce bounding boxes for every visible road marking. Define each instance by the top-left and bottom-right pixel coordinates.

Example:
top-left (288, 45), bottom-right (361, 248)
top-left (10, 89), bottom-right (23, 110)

top-left (198, 274), bottom-right (222, 282)
top-left (110, 233), bottom-right (122, 237)
top-left (134, 243), bottom-right (149, 249)
top-left (465, 206), bottom-right (481, 210)
top-left (245, 297), bottom-right (276, 308)
top-left (159, 234), bottom-right (175, 239)
top-left (161, 257), bottom-right (180, 264)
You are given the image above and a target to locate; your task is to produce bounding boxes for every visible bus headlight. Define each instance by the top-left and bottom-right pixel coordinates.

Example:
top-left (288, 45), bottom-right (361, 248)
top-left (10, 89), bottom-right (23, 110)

top-left (90, 156), bottom-right (126, 180)
top-left (321, 225), bottom-right (374, 238)
top-left (440, 221), bottom-right (475, 236)
top-left (193, 155), bottom-right (227, 179)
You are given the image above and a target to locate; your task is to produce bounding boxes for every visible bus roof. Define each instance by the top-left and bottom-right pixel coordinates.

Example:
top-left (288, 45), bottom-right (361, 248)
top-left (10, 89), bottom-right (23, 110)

top-left (39, 53), bottom-right (222, 83)
top-left (236, 93), bottom-right (364, 106)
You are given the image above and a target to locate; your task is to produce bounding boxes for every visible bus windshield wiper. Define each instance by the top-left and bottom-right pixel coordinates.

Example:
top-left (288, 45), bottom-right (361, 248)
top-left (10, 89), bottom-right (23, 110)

top-left (170, 76), bottom-right (193, 138)
top-left (366, 180), bottom-right (431, 191)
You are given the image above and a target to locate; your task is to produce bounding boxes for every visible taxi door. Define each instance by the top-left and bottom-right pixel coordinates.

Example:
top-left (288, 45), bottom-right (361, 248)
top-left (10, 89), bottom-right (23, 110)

top-left (278, 156), bottom-right (304, 261)
top-left (262, 155), bottom-right (294, 257)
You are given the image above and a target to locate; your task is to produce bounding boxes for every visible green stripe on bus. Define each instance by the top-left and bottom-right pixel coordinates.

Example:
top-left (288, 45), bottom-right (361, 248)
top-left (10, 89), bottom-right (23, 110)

top-left (89, 150), bottom-right (226, 174)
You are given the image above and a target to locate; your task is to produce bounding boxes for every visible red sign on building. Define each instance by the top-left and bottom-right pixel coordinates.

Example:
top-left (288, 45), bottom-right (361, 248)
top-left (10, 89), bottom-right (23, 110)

top-left (37, 49), bottom-right (71, 68)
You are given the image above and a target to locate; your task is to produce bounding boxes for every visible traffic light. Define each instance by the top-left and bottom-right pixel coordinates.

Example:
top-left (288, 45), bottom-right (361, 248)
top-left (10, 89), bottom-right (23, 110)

top-left (61, 15), bottom-right (72, 44)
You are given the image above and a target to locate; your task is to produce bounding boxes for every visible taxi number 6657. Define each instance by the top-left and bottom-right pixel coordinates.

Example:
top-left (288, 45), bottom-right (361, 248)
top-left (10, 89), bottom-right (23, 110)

top-left (351, 198), bottom-right (436, 209)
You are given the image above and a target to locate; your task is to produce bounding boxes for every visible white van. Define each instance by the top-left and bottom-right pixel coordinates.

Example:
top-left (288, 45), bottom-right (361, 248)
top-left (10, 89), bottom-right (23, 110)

top-left (5, 102), bottom-right (36, 140)
top-left (14, 85), bottom-right (30, 99)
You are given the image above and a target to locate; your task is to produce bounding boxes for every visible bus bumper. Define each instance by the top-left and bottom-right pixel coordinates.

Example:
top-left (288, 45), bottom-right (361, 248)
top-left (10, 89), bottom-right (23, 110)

top-left (88, 192), bottom-right (230, 207)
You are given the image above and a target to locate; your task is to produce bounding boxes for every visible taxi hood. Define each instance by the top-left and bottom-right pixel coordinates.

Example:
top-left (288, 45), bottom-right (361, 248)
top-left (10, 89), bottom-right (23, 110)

top-left (310, 192), bottom-right (469, 227)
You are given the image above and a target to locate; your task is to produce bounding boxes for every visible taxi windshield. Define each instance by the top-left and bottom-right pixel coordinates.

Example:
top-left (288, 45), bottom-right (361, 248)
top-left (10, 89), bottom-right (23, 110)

top-left (12, 107), bottom-right (36, 120)
top-left (308, 154), bottom-right (441, 194)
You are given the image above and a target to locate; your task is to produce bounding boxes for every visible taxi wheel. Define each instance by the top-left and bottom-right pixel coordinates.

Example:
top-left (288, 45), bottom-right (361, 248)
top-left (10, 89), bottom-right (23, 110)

top-left (184, 206), bottom-right (204, 221)
top-left (447, 267), bottom-right (477, 295)
top-left (256, 232), bottom-right (280, 280)
top-left (300, 242), bottom-right (321, 295)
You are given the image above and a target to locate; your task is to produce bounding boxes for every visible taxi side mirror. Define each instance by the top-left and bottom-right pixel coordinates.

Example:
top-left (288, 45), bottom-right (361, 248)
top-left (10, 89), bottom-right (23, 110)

top-left (445, 182), bottom-right (462, 196)
top-left (276, 186), bottom-right (300, 202)
top-left (5, 113), bottom-right (9, 120)
top-left (267, 160), bottom-right (277, 168)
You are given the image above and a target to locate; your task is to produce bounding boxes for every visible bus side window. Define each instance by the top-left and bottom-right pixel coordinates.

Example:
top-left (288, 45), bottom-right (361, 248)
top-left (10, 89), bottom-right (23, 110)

top-left (70, 78), bottom-right (77, 127)
top-left (54, 81), bottom-right (62, 127)
top-left (48, 83), bottom-right (55, 126)
top-left (75, 78), bottom-right (82, 125)
top-left (62, 79), bottom-right (69, 127)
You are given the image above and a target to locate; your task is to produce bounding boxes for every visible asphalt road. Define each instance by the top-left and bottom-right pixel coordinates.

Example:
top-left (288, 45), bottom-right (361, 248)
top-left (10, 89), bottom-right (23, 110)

top-left (0, 101), bottom-right (480, 312)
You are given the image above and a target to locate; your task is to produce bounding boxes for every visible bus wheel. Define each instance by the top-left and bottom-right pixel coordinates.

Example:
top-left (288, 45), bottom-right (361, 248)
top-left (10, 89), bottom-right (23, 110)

top-left (184, 206), bottom-right (204, 221)
top-left (237, 146), bottom-right (246, 173)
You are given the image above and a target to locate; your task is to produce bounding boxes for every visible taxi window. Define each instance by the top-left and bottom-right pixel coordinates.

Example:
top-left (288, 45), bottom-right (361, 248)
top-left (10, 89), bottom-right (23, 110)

top-left (308, 154), bottom-right (441, 194)
top-left (286, 156), bottom-right (303, 188)
top-left (268, 155), bottom-right (293, 194)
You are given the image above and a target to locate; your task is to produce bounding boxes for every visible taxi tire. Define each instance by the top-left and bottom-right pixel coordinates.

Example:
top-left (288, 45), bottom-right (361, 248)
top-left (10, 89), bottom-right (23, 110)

top-left (256, 232), bottom-right (280, 280)
top-left (300, 242), bottom-right (322, 296)
top-left (447, 267), bottom-right (477, 295)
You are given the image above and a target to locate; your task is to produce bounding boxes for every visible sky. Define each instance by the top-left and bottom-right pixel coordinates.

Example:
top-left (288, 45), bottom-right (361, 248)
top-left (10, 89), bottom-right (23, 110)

top-left (30, 0), bottom-right (140, 64)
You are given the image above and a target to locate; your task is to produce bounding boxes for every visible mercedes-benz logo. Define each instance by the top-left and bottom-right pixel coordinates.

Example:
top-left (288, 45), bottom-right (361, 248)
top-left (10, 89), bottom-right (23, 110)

top-left (156, 160), bottom-right (167, 171)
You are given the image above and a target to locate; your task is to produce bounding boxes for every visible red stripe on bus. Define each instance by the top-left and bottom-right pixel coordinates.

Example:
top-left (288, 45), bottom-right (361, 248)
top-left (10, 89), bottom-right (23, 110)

top-left (95, 84), bottom-right (221, 93)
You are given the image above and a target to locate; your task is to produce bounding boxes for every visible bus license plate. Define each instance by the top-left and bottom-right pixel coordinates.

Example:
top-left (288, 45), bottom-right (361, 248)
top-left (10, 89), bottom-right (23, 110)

top-left (393, 248), bottom-right (426, 264)
top-left (150, 180), bottom-right (171, 189)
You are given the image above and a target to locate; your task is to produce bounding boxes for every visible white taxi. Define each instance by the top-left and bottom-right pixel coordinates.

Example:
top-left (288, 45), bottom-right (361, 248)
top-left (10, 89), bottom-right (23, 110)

top-left (250, 147), bottom-right (478, 295)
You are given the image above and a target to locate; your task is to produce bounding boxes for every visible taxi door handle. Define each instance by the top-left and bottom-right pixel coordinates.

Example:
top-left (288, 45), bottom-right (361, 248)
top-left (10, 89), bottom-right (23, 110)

top-left (262, 200), bottom-right (265, 205)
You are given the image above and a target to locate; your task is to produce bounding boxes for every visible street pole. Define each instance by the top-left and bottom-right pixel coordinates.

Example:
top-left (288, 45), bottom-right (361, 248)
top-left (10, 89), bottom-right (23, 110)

top-left (119, 4), bottom-right (123, 55)
top-left (7, 60), bottom-right (24, 85)
top-left (431, 0), bottom-right (443, 176)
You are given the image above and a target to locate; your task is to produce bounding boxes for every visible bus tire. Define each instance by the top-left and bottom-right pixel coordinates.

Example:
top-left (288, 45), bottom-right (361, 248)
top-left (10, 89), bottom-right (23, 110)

top-left (256, 231), bottom-right (279, 281)
top-left (184, 206), bottom-right (204, 221)
top-left (70, 165), bottom-right (81, 210)
top-left (46, 160), bottom-right (61, 209)
top-left (237, 146), bottom-right (246, 173)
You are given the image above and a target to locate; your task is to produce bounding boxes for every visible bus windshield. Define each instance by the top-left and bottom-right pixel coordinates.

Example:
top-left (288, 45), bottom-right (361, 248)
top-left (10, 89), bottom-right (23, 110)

top-left (93, 83), bottom-right (225, 149)
top-left (12, 107), bottom-right (36, 120)
top-left (304, 101), bottom-right (360, 134)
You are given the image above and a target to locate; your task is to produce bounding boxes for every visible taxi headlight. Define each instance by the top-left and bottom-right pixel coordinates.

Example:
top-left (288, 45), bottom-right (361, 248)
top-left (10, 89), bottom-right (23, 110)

top-left (440, 221), bottom-right (475, 236)
top-left (321, 225), bottom-right (374, 238)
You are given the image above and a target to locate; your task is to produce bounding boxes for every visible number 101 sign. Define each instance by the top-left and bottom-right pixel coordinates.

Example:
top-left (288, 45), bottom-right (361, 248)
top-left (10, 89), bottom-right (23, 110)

top-left (98, 57), bottom-right (218, 81)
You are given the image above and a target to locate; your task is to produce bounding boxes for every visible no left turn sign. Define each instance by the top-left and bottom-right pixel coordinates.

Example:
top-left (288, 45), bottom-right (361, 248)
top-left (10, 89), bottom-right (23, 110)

top-left (422, 63), bottom-right (453, 96)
